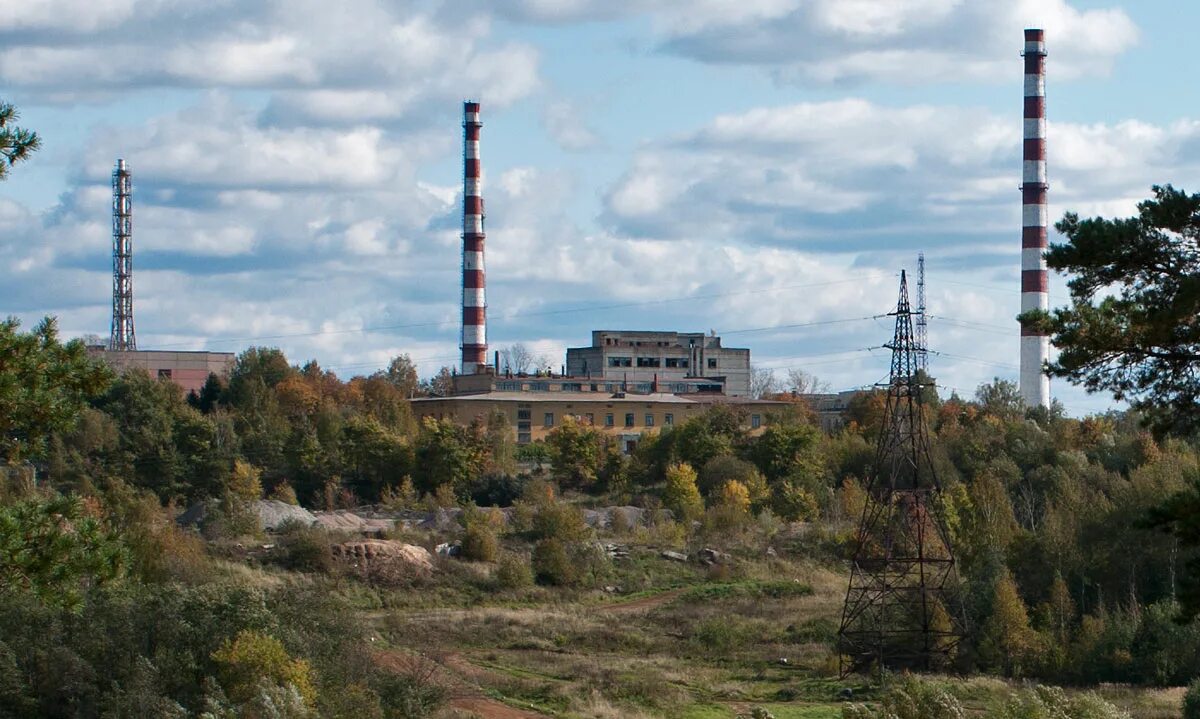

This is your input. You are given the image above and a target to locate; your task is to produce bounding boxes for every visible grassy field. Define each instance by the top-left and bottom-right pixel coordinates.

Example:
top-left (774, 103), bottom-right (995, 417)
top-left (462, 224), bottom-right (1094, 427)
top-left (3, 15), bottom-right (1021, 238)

top-left (323, 519), bottom-right (1186, 719)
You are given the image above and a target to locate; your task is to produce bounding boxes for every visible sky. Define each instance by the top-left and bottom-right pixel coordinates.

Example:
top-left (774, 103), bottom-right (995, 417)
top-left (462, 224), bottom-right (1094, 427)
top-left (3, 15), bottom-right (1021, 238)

top-left (2, 0), bottom-right (1197, 415)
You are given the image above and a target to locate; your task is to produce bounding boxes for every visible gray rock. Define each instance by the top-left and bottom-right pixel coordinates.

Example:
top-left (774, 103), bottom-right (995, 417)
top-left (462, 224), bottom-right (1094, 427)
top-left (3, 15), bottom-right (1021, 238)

top-left (254, 500), bottom-right (317, 531)
top-left (661, 550), bottom-right (689, 562)
top-left (419, 508), bottom-right (462, 531)
top-left (699, 547), bottom-right (731, 565)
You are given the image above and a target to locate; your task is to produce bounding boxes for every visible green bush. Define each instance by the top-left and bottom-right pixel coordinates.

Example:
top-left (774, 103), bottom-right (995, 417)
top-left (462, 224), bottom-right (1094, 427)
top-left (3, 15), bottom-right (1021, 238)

top-left (275, 522), bottom-right (333, 574)
top-left (996, 685), bottom-right (1130, 719)
top-left (843, 676), bottom-right (966, 719)
top-left (461, 522), bottom-right (499, 562)
top-left (532, 538), bottom-right (575, 586)
top-left (1184, 679), bottom-right (1200, 719)
top-left (531, 500), bottom-right (590, 543)
top-left (494, 552), bottom-right (533, 590)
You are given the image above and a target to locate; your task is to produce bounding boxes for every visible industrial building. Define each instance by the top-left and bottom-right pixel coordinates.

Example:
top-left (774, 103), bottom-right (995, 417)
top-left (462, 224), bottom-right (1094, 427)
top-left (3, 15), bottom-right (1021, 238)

top-left (565, 330), bottom-right (751, 396)
top-left (90, 158), bottom-right (237, 396)
top-left (93, 348), bottom-right (236, 395)
top-left (412, 390), bottom-right (786, 452)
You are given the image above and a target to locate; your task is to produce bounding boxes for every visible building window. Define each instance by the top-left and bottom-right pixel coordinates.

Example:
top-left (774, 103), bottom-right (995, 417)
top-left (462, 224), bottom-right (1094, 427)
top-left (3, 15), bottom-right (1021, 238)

top-left (665, 413), bottom-right (674, 426)
top-left (605, 413), bottom-right (614, 427)
top-left (562, 383), bottom-right (581, 391)
top-left (157, 369), bottom-right (173, 380)
top-left (518, 433), bottom-right (532, 444)
top-left (645, 414), bottom-right (654, 427)
top-left (707, 358), bottom-right (718, 369)
top-left (544, 413), bottom-right (555, 428)
top-left (517, 409), bottom-right (531, 420)
top-left (607, 356), bottom-right (632, 367)
top-left (624, 413), bottom-right (635, 428)
top-left (665, 358), bottom-right (688, 368)
top-left (585, 413), bottom-right (594, 425)
top-left (636, 357), bottom-right (661, 368)
top-left (751, 414), bottom-right (762, 429)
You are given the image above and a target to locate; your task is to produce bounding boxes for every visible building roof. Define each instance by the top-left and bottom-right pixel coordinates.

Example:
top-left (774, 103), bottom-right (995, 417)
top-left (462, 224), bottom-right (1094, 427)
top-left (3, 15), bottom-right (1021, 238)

top-left (412, 391), bottom-right (699, 404)
top-left (412, 391), bottom-right (788, 407)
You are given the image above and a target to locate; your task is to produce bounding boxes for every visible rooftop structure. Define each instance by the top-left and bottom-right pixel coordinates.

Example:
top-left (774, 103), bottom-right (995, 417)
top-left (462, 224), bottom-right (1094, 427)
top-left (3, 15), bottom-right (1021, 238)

top-left (565, 330), bottom-right (751, 396)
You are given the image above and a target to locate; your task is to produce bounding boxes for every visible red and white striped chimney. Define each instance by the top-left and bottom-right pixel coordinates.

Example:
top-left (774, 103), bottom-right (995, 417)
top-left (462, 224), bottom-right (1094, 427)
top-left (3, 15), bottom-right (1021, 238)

top-left (461, 100), bottom-right (487, 374)
top-left (1020, 28), bottom-right (1050, 408)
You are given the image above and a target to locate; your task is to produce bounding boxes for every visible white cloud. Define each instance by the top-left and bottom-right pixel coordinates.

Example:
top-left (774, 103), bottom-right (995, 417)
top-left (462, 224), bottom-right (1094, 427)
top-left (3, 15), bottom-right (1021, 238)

top-left (491, 0), bottom-right (1136, 84)
top-left (542, 99), bottom-right (602, 151)
top-left (0, 0), bottom-right (541, 123)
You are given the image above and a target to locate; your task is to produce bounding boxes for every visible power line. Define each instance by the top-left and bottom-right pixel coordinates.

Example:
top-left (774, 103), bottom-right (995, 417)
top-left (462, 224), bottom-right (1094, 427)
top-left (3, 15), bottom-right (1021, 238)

top-left (144, 274), bottom-right (895, 349)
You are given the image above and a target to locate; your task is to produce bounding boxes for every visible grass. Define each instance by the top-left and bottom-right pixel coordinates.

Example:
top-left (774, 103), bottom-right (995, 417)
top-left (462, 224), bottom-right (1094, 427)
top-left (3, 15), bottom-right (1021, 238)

top-left (327, 516), bottom-right (1184, 718)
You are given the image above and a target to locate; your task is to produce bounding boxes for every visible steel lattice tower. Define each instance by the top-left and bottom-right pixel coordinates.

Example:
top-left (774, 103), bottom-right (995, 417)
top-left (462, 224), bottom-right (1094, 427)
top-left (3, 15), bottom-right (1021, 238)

top-left (837, 271), bottom-right (964, 676)
top-left (108, 158), bottom-right (136, 351)
top-left (916, 253), bottom-right (928, 371)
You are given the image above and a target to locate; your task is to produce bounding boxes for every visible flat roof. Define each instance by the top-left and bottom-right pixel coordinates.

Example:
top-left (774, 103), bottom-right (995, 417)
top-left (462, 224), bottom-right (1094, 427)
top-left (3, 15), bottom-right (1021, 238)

top-left (413, 391), bottom-right (698, 404)
top-left (413, 391), bottom-right (788, 407)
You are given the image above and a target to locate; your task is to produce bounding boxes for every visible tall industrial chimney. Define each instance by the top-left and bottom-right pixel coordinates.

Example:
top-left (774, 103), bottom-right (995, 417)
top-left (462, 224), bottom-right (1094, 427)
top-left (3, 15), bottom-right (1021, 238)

top-left (109, 158), bottom-right (136, 351)
top-left (461, 101), bottom-right (487, 374)
top-left (1020, 29), bottom-right (1049, 408)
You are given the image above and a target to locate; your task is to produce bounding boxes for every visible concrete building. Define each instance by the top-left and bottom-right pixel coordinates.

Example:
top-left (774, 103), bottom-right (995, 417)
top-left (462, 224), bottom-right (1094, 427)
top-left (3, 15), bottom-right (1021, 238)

top-left (797, 390), bottom-right (864, 433)
top-left (412, 391), bottom-right (787, 453)
top-left (565, 330), bottom-right (751, 397)
top-left (92, 349), bottom-right (236, 395)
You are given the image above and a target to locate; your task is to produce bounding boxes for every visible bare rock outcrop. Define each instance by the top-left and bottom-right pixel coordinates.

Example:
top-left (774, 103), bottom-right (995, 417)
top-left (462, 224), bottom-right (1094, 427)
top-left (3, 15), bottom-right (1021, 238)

top-left (332, 540), bottom-right (433, 582)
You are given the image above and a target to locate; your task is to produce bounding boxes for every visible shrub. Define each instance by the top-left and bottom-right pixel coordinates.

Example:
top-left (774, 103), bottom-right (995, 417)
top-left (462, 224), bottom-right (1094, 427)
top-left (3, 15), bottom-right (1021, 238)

top-left (717, 480), bottom-right (751, 513)
top-left (843, 676), bottom-right (966, 719)
top-left (467, 472), bottom-right (525, 507)
top-left (268, 481), bottom-right (299, 505)
top-left (531, 500), bottom-right (590, 543)
top-left (374, 656), bottom-right (445, 719)
top-left (772, 480), bottom-right (820, 521)
top-left (211, 630), bottom-right (316, 708)
top-left (698, 456), bottom-right (760, 496)
top-left (532, 538), bottom-right (575, 586)
top-left (1185, 678), bottom-right (1200, 719)
top-left (380, 477), bottom-right (418, 510)
top-left (996, 685), bottom-right (1130, 719)
top-left (275, 522), bottom-right (333, 574)
top-left (664, 462), bottom-right (704, 523)
top-left (461, 522), bottom-right (499, 562)
top-left (494, 552), bottom-right (534, 590)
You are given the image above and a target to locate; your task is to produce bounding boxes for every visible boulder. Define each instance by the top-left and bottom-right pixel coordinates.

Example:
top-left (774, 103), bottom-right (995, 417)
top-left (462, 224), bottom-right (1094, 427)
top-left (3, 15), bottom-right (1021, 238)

top-left (435, 542), bottom-right (462, 557)
top-left (698, 548), bottom-right (731, 565)
top-left (254, 500), bottom-right (317, 531)
top-left (419, 507), bottom-right (462, 531)
top-left (312, 510), bottom-right (394, 535)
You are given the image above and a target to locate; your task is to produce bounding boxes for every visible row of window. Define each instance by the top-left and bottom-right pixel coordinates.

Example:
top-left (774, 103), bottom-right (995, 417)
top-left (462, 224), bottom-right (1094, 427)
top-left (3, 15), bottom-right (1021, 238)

top-left (541, 412), bottom-right (674, 429)
top-left (606, 357), bottom-right (719, 369)
top-left (537, 412), bottom-right (761, 430)
top-left (500, 381), bottom-right (720, 393)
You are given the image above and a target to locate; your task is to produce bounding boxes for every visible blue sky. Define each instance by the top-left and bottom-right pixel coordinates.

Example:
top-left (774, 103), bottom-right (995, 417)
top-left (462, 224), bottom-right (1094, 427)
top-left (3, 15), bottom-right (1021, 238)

top-left (2, 0), bottom-right (1197, 415)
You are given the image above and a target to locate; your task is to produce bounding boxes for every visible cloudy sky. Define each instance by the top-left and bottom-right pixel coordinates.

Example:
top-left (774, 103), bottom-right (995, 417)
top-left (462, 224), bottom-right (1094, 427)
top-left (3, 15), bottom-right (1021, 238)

top-left (2, 0), bottom-right (1194, 414)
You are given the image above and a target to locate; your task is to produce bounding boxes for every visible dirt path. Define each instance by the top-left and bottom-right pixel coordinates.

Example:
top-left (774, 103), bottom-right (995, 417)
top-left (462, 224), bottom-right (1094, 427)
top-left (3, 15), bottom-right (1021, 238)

top-left (447, 695), bottom-right (549, 718)
top-left (598, 587), bottom-right (687, 613)
top-left (375, 649), bottom-right (554, 718)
